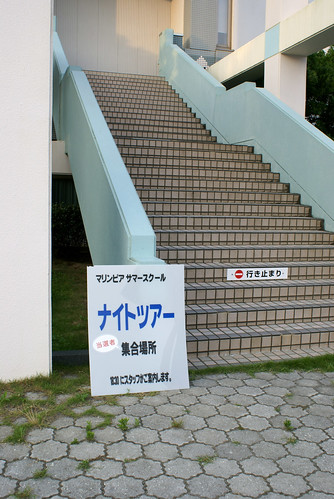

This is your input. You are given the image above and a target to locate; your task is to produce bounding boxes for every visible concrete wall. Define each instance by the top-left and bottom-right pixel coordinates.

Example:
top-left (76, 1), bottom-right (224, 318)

top-left (54, 0), bottom-right (171, 75)
top-left (232, 0), bottom-right (266, 49)
top-left (0, 0), bottom-right (52, 381)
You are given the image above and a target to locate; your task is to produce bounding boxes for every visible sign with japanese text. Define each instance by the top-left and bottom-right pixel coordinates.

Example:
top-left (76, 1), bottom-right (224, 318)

top-left (227, 267), bottom-right (288, 281)
top-left (87, 265), bottom-right (189, 396)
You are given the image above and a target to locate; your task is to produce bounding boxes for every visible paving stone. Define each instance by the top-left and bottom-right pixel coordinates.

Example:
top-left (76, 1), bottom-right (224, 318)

top-left (193, 428), bottom-right (227, 445)
top-left (61, 476), bottom-right (102, 498)
top-left (238, 415), bottom-right (270, 431)
top-left (191, 378), bottom-right (219, 388)
top-left (236, 386), bottom-right (264, 397)
top-left (218, 403), bottom-right (248, 418)
top-left (126, 427), bottom-right (159, 445)
top-left (218, 377), bottom-right (243, 388)
top-left (169, 393), bottom-right (198, 405)
top-left (160, 428), bottom-right (193, 445)
top-left (141, 414), bottom-right (171, 430)
top-left (125, 457), bottom-right (162, 479)
top-left (69, 441), bottom-right (105, 460)
top-left (241, 456), bottom-right (279, 477)
top-left (187, 403), bottom-right (218, 417)
top-left (309, 404), bottom-right (334, 418)
top-left (0, 460), bottom-right (4, 473)
top-left (0, 476), bottom-right (17, 498)
top-left (55, 393), bottom-right (72, 404)
top-left (279, 405), bottom-right (307, 418)
top-left (4, 457), bottom-right (42, 480)
top-left (54, 426), bottom-right (86, 444)
top-left (262, 385), bottom-right (291, 397)
top-left (140, 394), bottom-right (169, 406)
top-left (180, 442), bottom-right (216, 460)
top-left (146, 475), bottom-right (186, 498)
top-left (277, 455), bottom-right (316, 476)
top-left (287, 441), bottom-right (322, 459)
top-left (48, 458), bottom-right (82, 480)
top-left (197, 394), bottom-right (226, 406)
top-left (74, 415), bottom-right (105, 428)
top-left (144, 441), bottom-right (179, 461)
top-left (204, 457), bottom-right (241, 478)
top-left (106, 441), bottom-right (142, 461)
top-left (51, 416), bottom-right (75, 429)
top-left (25, 391), bottom-right (48, 401)
top-left (300, 415), bottom-right (332, 430)
top-left (255, 394), bottom-right (285, 406)
top-left (94, 427), bottom-right (123, 443)
top-left (85, 459), bottom-right (123, 479)
top-left (0, 443), bottom-right (30, 461)
top-left (262, 427), bottom-right (293, 444)
top-left (0, 425), bottom-right (13, 441)
top-left (286, 395), bottom-right (312, 407)
top-left (165, 457), bottom-right (201, 479)
top-left (125, 403), bottom-right (155, 417)
top-left (208, 385), bottom-right (236, 396)
top-left (30, 440), bottom-right (67, 461)
top-left (94, 404), bottom-right (124, 416)
top-left (72, 405), bottom-right (93, 414)
top-left (181, 414), bottom-right (206, 430)
top-left (228, 429), bottom-right (262, 445)
top-left (269, 472), bottom-right (309, 495)
top-left (252, 441), bottom-right (287, 459)
top-left (228, 474), bottom-right (269, 497)
top-left (314, 454), bottom-right (334, 473)
top-left (157, 403), bottom-right (186, 417)
top-left (245, 378), bottom-right (271, 388)
top-left (116, 395), bottom-right (140, 406)
top-left (206, 415), bottom-right (238, 431)
top-left (26, 428), bottom-right (54, 444)
top-left (294, 427), bottom-right (328, 443)
top-left (184, 386), bottom-right (209, 396)
top-left (248, 404), bottom-right (277, 418)
top-left (312, 394), bottom-right (334, 406)
top-left (216, 442), bottom-right (252, 461)
top-left (188, 474), bottom-right (227, 498)
top-left (227, 394), bottom-right (257, 406)
top-left (19, 477), bottom-right (60, 498)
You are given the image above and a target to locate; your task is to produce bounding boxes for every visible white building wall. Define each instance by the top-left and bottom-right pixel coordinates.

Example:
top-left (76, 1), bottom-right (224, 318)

top-left (54, 0), bottom-right (171, 75)
top-left (0, 0), bottom-right (52, 380)
top-left (232, 0), bottom-right (266, 50)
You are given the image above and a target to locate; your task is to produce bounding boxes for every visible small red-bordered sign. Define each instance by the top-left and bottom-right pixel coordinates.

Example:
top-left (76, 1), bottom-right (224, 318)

top-left (235, 270), bottom-right (243, 279)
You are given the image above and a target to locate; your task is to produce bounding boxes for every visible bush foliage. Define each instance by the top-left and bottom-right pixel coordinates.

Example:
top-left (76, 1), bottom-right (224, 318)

top-left (52, 203), bottom-right (88, 255)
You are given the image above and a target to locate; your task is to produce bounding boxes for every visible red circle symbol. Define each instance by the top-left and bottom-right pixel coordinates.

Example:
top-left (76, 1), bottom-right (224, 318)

top-left (235, 270), bottom-right (243, 279)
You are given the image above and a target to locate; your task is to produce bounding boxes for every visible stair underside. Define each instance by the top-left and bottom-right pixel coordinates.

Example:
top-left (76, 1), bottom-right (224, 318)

top-left (85, 70), bottom-right (334, 359)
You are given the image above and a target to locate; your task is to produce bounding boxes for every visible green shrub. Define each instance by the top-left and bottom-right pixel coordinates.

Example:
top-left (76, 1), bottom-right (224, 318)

top-left (52, 203), bottom-right (88, 255)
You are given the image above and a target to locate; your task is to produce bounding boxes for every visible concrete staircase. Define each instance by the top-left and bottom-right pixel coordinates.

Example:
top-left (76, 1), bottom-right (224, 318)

top-left (86, 70), bottom-right (334, 362)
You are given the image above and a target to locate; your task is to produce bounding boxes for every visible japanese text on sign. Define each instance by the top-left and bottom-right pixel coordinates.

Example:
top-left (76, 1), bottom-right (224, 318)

top-left (98, 303), bottom-right (175, 332)
top-left (227, 267), bottom-right (288, 281)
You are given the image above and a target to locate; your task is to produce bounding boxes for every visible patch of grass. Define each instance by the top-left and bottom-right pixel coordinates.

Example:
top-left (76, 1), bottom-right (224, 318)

top-left (71, 438), bottom-right (79, 445)
top-left (77, 460), bottom-right (90, 471)
top-left (85, 421), bottom-right (94, 441)
top-left (124, 457), bottom-right (139, 463)
top-left (134, 418), bottom-right (141, 428)
top-left (95, 414), bottom-right (114, 429)
top-left (275, 406), bottom-right (281, 413)
top-left (52, 258), bottom-right (89, 351)
top-left (197, 455), bottom-right (216, 465)
top-left (117, 417), bottom-right (129, 431)
top-left (188, 354), bottom-right (334, 380)
top-left (283, 419), bottom-right (294, 432)
top-left (13, 487), bottom-right (34, 498)
top-left (5, 424), bottom-right (31, 444)
top-left (171, 418), bottom-right (184, 429)
top-left (33, 467), bottom-right (48, 479)
top-left (284, 392), bottom-right (293, 398)
top-left (287, 437), bottom-right (298, 445)
top-left (232, 440), bottom-right (240, 445)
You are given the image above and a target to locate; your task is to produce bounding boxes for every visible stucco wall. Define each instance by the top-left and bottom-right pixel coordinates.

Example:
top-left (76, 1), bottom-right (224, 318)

top-left (54, 0), bottom-right (171, 75)
top-left (0, 0), bottom-right (52, 380)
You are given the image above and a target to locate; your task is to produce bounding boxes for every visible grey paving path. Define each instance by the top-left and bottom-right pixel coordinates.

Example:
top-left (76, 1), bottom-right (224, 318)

top-left (1, 371), bottom-right (334, 498)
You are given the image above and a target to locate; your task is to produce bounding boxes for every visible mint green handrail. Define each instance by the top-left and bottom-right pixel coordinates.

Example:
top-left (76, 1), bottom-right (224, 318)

top-left (53, 32), bottom-right (163, 265)
top-left (159, 29), bottom-right (334, 231)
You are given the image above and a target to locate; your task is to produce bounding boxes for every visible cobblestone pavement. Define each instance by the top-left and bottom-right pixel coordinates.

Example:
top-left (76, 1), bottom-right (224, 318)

top-left (1, 370), bottom-right (334, 498)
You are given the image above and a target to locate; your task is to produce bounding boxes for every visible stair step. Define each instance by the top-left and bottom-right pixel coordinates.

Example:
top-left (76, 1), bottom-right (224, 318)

top-left (112, 130), bottom-right (217, 141)
top-left (157, 244), bottom-right (334, 263)
top-left (131, 171), bottom-right (280, 186)
top-left (108, 123), bottom-right (212, 136)
top-left (106, 114), bottom-right (202, 125)
top-left (117, 142), bottom-right (261, 161)
top-left (101, 107), bottom-right (201, 121)
top-left (143, 201), bottom-right (309, 216)
top-left (149, 215), bottom-right (321, 230)
top-left (185, 261), bottom-right (334, 282)
top-left (186, 299), bottom-right (334, 329)
top-left (116, 137), bottom-right (254, 154)
top-left (186, 321), bottom-right (334, 355)
top-left (185, 279), bottom-right (334, 304)
top-left (125, 159), bottom-right (271, 173)
top-left (155, 229), bottom-right (333, 246)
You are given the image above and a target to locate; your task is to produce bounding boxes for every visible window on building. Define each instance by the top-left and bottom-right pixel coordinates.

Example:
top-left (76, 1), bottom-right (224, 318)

top-left (217, 0), bottom-right (231, 48)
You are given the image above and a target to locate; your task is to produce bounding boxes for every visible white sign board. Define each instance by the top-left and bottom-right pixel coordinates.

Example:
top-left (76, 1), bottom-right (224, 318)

top-left (87, 265), bottom-right (189, 396)
top-left (227, 267), bottom-right (288, 281)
